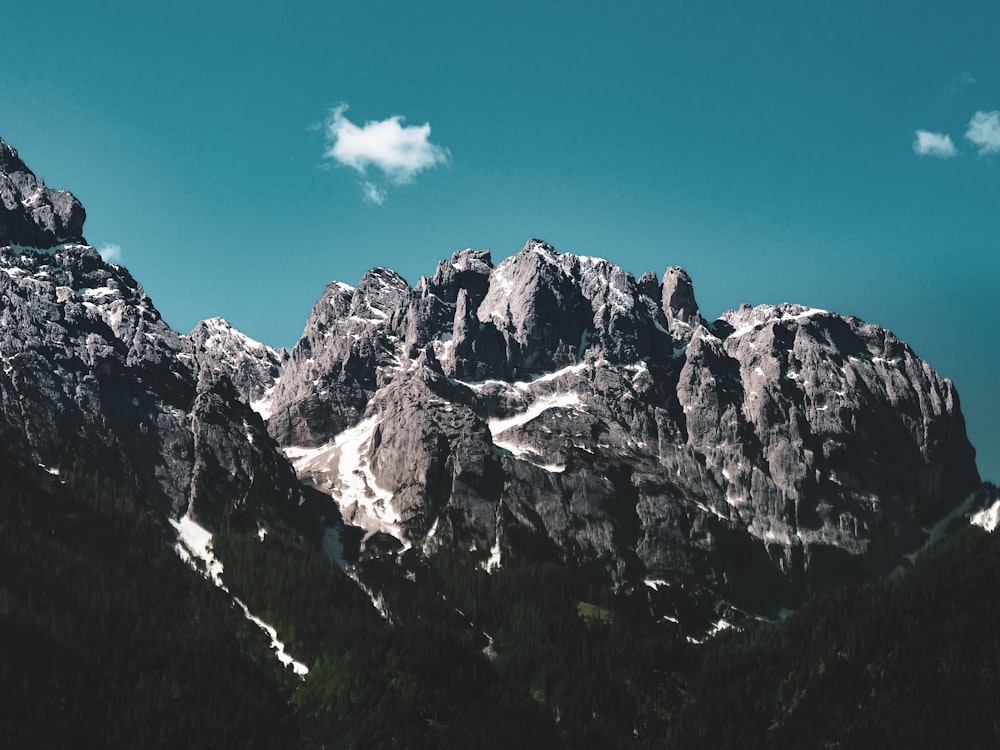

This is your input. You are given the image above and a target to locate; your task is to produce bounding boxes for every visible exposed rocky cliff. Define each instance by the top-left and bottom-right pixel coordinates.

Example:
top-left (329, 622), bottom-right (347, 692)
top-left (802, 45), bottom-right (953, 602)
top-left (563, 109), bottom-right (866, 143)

top-left (0, 137), bottom-right (985, 631)
top-left (0, 138), bottom-right (322, 536)
top-left (269, 239), bottom-right (981, 627)
top-left (0, 140), bottom-right (86, 249)
top-left (188, 316), bottom-right (287, 409)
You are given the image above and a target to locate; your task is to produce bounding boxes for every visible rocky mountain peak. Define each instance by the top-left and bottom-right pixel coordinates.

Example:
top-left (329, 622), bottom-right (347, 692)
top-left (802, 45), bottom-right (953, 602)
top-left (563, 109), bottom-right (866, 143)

top-left (3, 135), bottom-right (983, 632)
top-left (186, 317), bottom-right (287, 408)
top-left (265, 238), bottom-right (983, 628)
top-left (661, 265), bottom-right (701, 339)
top-left (0, 238), bottom-right (318, 531)
top-left (423, 248), bottom-right (493, 305)
top-left (0, 139), bottom-right (28, 173)
top-left (0, 141), bottom-right (323, 541)
top-left (0, 137), bottom-right (86, 249)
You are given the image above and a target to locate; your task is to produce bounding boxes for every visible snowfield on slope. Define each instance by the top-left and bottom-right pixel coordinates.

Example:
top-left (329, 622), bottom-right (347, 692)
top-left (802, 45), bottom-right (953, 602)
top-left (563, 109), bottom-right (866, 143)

top-left (170, 513), bottom-right (309, 677)
top-left (284, 416), bottom-right (409, 548)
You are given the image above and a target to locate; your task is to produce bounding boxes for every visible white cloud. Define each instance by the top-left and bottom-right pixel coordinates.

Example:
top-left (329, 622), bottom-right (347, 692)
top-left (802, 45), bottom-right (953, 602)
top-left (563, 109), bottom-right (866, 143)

top-left (965, 110), bottom-right (1000, 155)
top-left (913, 130), bottom-right (958, 158)
top-left (361, 181), bottom-right (386, 205)
top-left (98, 243), bottom-right (123, 263)
top-left (323, 104), bottom-right (449, 203)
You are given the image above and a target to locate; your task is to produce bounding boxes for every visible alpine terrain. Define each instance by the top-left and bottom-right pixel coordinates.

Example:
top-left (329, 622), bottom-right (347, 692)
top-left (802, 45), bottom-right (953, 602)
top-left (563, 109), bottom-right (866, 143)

top-left (1, 135), bottom-right (997, 748)
top-left (260, 238), bottom-right (980, 628)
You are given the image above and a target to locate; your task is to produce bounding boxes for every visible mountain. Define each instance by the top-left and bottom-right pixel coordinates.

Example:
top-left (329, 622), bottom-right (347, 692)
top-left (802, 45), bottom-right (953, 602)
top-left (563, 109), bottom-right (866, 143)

top-left (1, 139), bottom-right (85, 249)
top-left (0, 139), bottom-right (331, 538)
top-left (2, 134), bottom-right (997, 747)
top-left (0, 135), bottom-right (985, 630)
top-left (187, 316), bottom-right (286, 413)
top-left (262, 239), bottom-right (980, 627)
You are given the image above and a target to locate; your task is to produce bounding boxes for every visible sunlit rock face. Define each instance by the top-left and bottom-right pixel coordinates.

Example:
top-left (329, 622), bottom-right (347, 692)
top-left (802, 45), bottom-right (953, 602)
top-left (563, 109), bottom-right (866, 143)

top-left (0, 134), bottom-right (983, 633)
top-left (0, 137), bottom-right (318, 535)
top-left (0, 140), bottom-right (86, 250)
top-left (268, 238), bottom-right (981, 629)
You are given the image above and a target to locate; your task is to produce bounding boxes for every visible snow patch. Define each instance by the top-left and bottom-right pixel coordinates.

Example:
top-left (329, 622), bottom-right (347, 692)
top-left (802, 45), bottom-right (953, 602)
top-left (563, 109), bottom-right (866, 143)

top-left (488, 392), bottom-right (583, 437)
top-left (891, 492), bottom-right (983, 576)
top-left (351, 573), bottom-right (391, 620)
top-left (235, 598), bottom-right (309, 676)
top-left (81, 286), bottom-right (118, 299)
top-left (486, 534), bottom-right (502, 572)
top-left (972, 499), bottom-right (1000, 532)
top-left (488, 392), bottom-right (581, 472)
top-left (426, 517), bottom-right (440, 540)
top-left (725, 491), bottom-right (746, 507)
top-left (171, 513), bottom-right (225, 587)
top-left (285, 417), bottom-right (409, 548)
top-left (452, 361), bottom-right (592, 393)
top-left (484, 503), bottom-right (503, 572)
top-left (333, 281), bottom-right (355, 294)
top-left (491, 438), bottom-right (567, 473)
top-left (170, 513), bottom-right (309, 677)
top-left (724, 305), bottom-right (828, 339)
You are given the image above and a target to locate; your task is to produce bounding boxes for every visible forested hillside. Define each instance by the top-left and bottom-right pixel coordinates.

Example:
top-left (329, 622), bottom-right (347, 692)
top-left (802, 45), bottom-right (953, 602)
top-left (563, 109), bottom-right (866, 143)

top-left (0, 454), bottom-right (300, 749)
top-left (668, 519), bottom-right (1000, 748)
top-left (3, 460), bottom-right (999, 748)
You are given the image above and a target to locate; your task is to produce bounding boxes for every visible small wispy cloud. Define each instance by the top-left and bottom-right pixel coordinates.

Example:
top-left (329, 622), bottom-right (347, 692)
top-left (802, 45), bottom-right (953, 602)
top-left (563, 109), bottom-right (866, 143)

top-left (913, 130), bottom-right (958, 158)
top-left (965, 110), bottom-right (1000, 155)
top-left (98, 243), bottom-right (123, 264)
top-left (361, 181), bottom-right (386, 205)
top-left (323, 104), bottom-right (450, 204)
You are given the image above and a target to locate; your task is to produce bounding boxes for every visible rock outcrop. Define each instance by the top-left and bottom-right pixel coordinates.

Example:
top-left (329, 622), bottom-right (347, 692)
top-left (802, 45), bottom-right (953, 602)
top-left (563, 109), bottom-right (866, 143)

top-left (270, 239), bottom-right (981, 628)
top-left (0, 134), bottom-right (985, 631)
top-left (0, 140), bottom-right (86, 249)
top-left (188, 317), bottom-right (287, 408)
top-left (0, 138), bottom-right (323, 536)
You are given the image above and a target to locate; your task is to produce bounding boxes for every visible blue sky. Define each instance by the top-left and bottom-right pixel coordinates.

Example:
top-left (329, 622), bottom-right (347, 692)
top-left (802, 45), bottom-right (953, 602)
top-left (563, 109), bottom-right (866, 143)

top-left (5, 0), bottom-right (999, 480)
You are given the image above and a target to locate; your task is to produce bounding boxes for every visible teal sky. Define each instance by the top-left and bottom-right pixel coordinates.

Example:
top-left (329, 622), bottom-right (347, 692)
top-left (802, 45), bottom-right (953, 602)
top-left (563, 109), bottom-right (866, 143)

top-left (5, 0), bottom-right (999, 480)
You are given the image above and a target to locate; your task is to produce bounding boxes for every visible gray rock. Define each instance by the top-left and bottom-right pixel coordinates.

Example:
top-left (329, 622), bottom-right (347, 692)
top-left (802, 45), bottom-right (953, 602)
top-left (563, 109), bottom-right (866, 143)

top-left (0, 143), bottom-right (322, 537)
top-left (0, 139), bottom-right (86, 249)
top-left (265, 268), bottom-right (413, 448)
top-left (270, 238), bottom-right (982, 629)
top-left (661, 265), bottom-right (701, 340)
top-left (0, 243), bottom-right (314, 532)
top-left (5, 128), bottom-right (978, 631)
top-left (187, 317), bottom-right (286, 407)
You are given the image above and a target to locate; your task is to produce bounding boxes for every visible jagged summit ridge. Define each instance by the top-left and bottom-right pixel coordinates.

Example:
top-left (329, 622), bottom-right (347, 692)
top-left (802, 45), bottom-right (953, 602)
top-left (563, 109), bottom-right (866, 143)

top-left (267, 237), bottom-right (981, 628)
top-left (0, 138), bottom-right (86, 249)
top-left (266, 238), bottom-right (703, 449)
top-left (188, 317), bottom-right (287, 409)
top-left (0, 142), bottom-right (323, 539)
top-left (0, 134), bottom-right (986, 633)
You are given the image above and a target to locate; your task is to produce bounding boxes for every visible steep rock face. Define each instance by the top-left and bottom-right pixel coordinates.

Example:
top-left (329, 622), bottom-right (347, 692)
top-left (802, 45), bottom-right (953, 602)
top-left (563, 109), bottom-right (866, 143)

top-left (661, 265), bottom-right (701, 341)
top-left (188, 317), bottom-right (287, 410)
top-left (0, 140), bottom-right (86, 249)
top-left (0, 244), bottom-right (311, 528)
top-left (469, 239), bottom-right (673, 377)
top-left (365, 349), bottom-right (503, 543)
top-left (0, 142), bottom-right (317, 534)
top-left (270, 239), bottom-right (981, 627)
top-left (2, 134), bottom-right (983, 630)
top-left (265, 268), bottom-right (414, 447)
